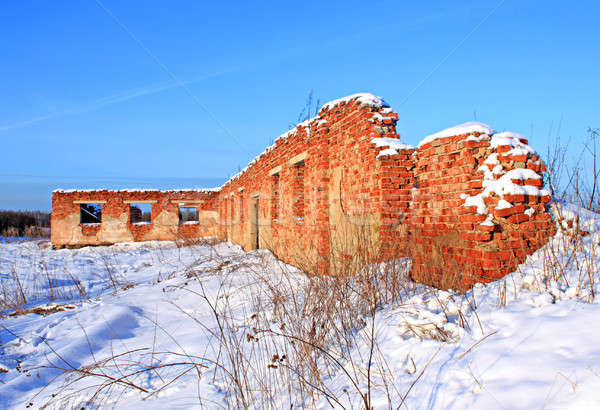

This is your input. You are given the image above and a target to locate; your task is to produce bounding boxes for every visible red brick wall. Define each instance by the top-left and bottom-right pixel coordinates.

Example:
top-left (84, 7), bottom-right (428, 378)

top-left (217, 95), bottom-right (397, 273)
top-left (51, 190), bottom-right (219, 247)
top-left (216, 94), bottom-right (555, 289)
top-left (50, 94), bottom-right (556, 289)
top-left (404, 133), bottom-right (555, 289)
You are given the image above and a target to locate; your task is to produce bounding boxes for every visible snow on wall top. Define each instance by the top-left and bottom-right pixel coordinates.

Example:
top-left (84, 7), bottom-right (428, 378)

top-left (221, 93), bottom-right (392, 188)
top-left (490, 132), bottom-right (534, 156)
top-left (461, 132), bottom-right (548, 215)
top-left (321, 93), bottom-right (389, 111)
top-left (414, 121), bottom-right (548, 217)
top-left (53, 188), bottom-right (220, 194)
top-left (371, 137), bottom-right (415, 158)
top-left (370, 137), bottom-right (414, 151)
top-left (418, 122), bottom-right (495, 148)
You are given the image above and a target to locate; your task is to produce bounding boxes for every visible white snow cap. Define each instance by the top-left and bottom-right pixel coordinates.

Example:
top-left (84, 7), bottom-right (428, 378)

top-left (223, 93), bottom-right (392, 188)
top-left (418, 122), bottom-right (495, 148)
top-left (491, 131), bottom-right (526, 146)
top-left (490, 132), bottom-right (535, 155)
top-left (376, 148), bottom-right (400, 158)
top-left (321, 93), bottom-right (389, 111)
top-left (370, 137), bottom-right (414, 151)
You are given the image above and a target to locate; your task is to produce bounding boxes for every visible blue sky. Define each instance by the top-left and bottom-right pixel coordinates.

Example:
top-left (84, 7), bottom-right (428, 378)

top-left (1, 0), bottom-right (598, 211)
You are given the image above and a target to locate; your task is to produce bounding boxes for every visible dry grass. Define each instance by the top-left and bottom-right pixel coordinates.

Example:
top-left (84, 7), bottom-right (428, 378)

top-left (16, 215), bottom-right (596, 407)
top-left (0, 251), bottom-right (87, 317)
top-left (28, 233), bottom-right (468, 408)
top-left (7, 128), bottom-right (600, 408)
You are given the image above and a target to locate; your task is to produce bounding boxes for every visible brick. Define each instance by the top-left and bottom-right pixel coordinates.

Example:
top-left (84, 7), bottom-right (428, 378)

top-left (461, 214), bottom-right (487, 223)
top-left (477, 223), bottom-right (495, 232)
top-left (493, 206), bottom-right (516, 218)
top-left (504, 194), bottom-right (526, 203)
top-left (51, 93), bottom-right (555, 291)
top-left (508, 214), bottom-right (529, 224)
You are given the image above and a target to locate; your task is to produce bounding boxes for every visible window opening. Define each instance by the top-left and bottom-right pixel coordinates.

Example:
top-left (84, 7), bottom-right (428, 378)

top-left (80, 203), bottom-right (102, 225)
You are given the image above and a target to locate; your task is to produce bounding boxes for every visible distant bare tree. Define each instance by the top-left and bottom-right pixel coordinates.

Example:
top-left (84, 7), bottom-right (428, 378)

top-left (545, 127), bottom-right (600, 212)
top-left (583, 127), bottom-right (600, 211)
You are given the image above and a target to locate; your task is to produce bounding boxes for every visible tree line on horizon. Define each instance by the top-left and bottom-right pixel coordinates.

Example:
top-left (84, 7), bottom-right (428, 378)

top-left (0, 210), bottom-right (50, 238)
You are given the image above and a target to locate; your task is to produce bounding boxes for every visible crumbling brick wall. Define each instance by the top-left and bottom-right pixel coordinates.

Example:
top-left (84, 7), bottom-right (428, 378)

top-left (218, 94), bottom-right (397, 274)
top-left (217, 94), bottom-right (555, 288)
top-left (51, 189), bottom-right (219, 247)
top-left (50, 93), bottom-right (556, 289)
top-left (394, 127), bottom-right (555, 289)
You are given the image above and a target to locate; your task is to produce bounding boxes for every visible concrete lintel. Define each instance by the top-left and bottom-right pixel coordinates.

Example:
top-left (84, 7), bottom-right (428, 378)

top-left (237, 187), bottom-right (245, 192)
top-left (289, 151), bottom-right (308, 165)
top-left (269, 165), bottom-right (282, 176)
top-left (123, 200), bottom-right (158, 204)
top-left (250, 192), bottom-right (259, 198)
top-left (73, 200), bottom-right (107, 204)
top-left (171, 200), bottom-right (205, 204)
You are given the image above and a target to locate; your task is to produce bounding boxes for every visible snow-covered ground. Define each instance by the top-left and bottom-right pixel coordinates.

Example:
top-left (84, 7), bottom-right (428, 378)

top-left (1, 204), bottom-right (600, 409)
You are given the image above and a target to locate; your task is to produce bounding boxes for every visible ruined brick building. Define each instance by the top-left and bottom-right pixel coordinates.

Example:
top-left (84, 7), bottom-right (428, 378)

top-left (51, 93), bottom-right (555, 289)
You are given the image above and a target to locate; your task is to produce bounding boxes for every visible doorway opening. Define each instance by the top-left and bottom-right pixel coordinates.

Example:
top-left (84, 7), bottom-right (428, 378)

top-left (250, 196), bottom-right (259, 249)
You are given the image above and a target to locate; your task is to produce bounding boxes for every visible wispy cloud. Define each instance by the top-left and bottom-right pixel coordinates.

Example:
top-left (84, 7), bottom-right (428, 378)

top-left (0, 8), bottom-right (452, 134)
top-left (0, 68), bottom-right (240, 133)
